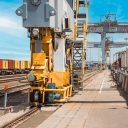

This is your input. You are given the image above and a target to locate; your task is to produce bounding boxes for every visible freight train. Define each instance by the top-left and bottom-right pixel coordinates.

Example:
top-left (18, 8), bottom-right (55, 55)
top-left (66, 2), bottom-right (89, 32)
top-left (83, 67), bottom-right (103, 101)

top-left (118, 50), bottom-right (128, 68)
top-left (112, 49), bottom-right (128, 70)
top-left (0, 59), bottom-right (31, 75)
top-left (111, 49), bottom-right (128, 95)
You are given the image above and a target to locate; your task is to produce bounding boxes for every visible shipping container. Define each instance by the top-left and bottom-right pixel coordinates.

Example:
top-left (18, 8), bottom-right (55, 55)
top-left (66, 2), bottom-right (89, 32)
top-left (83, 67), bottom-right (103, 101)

top-left (126, 50), bottom-right (128, 67)
top-left (0, 59), bottom-right (30, 75)
top-left (15, 60), bottom-right (21, 69)
top-left (118, 50), bottom-right (128, 68)
top-left (20, 60), bottom-right (25, 69)
top-left (0, 59), bottom-right (3, 69)
top-left (25, 61), bottom-right (31, 69)
top-left (3, 60), bottom-right (8, 69)
top-left (28, 61), bottom-right (31, 69)
top-left (121, 51), bottom-right (126, 68)
top-left (8, 60), bottom-right (15, 69)
top-left (24, 61), bottom-right (28, 69)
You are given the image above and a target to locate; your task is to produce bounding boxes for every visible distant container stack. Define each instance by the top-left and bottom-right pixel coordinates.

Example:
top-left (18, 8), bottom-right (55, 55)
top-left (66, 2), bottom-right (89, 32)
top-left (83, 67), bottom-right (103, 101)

top-left (0, 59), bottom-right (31, 75)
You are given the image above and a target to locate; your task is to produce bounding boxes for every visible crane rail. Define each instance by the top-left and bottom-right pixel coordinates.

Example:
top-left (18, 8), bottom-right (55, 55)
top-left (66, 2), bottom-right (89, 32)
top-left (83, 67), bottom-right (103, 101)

top-left (1, 107), bottom-right (38, 128)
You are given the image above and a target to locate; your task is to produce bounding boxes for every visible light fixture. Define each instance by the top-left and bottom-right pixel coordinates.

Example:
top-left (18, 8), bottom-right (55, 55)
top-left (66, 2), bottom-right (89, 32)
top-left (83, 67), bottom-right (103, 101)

top-left (32, 28), bottom-right (39, 37)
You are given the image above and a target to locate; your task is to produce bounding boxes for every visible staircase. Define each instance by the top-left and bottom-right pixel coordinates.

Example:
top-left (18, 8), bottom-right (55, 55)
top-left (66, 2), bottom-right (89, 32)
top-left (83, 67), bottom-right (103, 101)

top-left (72, 0), bottom-right (87, 90)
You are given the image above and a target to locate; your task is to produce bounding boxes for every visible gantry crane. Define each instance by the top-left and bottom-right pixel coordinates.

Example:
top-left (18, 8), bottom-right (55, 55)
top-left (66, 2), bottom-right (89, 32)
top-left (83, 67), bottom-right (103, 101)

top-left (16, 0), bottom-right (88, 106)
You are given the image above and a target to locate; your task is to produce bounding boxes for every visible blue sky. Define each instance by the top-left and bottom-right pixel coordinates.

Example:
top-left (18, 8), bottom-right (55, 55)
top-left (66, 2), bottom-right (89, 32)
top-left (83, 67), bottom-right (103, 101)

top-left (0, 0), bottom-right (128, 62)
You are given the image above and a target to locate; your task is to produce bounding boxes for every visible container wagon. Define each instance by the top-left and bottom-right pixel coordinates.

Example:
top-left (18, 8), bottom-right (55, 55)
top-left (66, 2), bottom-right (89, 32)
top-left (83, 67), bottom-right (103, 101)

top-left (0, 59), bottom-right (8, 75)
top-left (118, 49), bottom-right (128, 68)
top-left (0, 59), bottom-right (31, 75)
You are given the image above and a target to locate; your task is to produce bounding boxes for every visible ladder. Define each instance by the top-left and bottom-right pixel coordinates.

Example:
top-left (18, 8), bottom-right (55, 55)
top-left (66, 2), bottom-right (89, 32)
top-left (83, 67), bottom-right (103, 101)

top-left (72, 0), bottom-right (88, 90)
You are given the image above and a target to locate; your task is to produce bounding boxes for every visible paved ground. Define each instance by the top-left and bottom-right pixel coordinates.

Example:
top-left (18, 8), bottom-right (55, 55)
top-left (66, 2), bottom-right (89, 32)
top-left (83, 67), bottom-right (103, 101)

top-left (15, 106), bottom-right (61, 128)
top-left (37, 70), bottom-right (128, 128)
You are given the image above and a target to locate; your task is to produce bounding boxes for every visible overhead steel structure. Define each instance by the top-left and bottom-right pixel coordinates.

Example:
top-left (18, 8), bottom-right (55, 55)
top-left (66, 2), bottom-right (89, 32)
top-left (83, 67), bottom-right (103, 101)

top-left (78, 13), bottom-right (128, 64)
top-left (87, 41), bottom-right (128, 48)
top-left (87, 40), bottom-right (128, 65)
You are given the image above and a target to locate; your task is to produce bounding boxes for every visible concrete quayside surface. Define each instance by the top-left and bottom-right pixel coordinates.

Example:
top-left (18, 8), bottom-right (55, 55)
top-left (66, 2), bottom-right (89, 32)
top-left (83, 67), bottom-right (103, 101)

top-left (37, 70), bottom-right (128, 128)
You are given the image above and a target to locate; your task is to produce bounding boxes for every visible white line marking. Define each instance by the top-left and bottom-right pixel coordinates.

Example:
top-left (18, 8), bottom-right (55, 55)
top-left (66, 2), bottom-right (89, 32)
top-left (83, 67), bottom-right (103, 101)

top-left (99, 77), bottom-right (105, 94)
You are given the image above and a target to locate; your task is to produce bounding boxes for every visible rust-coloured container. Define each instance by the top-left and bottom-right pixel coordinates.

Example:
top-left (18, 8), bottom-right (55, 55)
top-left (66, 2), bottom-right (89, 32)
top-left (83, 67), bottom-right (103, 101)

top-left (8, 60), bottom-right (15, 69)
top-left (0, 59), bottom-right (3, 69)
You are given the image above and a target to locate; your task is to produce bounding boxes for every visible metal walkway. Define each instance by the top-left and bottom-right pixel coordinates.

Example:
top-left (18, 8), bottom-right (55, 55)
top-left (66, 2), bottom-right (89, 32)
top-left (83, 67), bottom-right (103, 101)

top-left (37, 70), bottom-right (128, 128)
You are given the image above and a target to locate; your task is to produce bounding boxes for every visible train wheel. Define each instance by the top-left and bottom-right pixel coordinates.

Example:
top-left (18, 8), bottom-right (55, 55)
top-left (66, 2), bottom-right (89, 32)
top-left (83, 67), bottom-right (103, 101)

top-left (30, 90), bottom-right (43, 104)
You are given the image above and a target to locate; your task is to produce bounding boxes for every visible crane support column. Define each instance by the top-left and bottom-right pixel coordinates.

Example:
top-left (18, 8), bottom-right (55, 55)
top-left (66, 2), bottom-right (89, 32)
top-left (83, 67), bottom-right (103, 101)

top-left (16, 0), bottom-right (74, 106)
top-left (101, 32), bottom-right (106, 64)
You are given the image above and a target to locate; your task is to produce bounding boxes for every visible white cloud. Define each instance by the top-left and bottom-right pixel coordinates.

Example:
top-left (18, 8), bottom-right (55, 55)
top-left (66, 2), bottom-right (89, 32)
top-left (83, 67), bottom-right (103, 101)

top-left (0, 51), bottom-right (30, 56)
top-left (0, 16), bottom-right (23, 30)
top-left (0, 16), bottom-right (27, 38)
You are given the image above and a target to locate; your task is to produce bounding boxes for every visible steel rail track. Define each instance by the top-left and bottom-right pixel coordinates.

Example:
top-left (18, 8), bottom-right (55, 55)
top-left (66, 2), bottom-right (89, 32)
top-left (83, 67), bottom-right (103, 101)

top-left (0, 70), bottom-right (101, 128)
top-left (84, 70), bottom-right (100, 81)
top-left (0, 83), bottom-right (30, 96)
top-left (0, 74), bottom-right (26, 79)
top-left (0, 77), bottom-right (26, 84)
top-left (1, 107), bottom-right (38, 128)
top-left (0, 70), bottom-right (100, 96)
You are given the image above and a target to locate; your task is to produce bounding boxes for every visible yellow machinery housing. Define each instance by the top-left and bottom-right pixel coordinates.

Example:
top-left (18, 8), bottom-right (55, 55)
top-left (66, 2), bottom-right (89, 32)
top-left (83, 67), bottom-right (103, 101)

top-left (28, 28), bottom-right (72, 105)
top-left (16, 0), bottom-right (88, 106)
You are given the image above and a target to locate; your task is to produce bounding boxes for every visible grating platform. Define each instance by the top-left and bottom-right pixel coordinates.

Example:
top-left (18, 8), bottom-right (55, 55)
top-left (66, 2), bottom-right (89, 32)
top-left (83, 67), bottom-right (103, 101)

top-left (37, 70), bottom-right (128, 128)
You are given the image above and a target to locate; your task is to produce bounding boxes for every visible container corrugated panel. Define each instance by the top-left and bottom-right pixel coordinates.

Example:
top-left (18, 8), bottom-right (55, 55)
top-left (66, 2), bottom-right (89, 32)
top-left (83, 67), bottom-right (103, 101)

top-left (121, 52), bottom-right (125, 67)
top-left (121, 53), bottom-right (123, 67)
top-left (3, 60), bottom-right (8, 69)
top-left (118, 58), bottom-right (121, 68)
top-left (124, 52), bottom-right (127, 67)
top-left (28, 61), bottom-right (31, 69)
top-left (126, 50), bottom-right (128, 67)
top-left (20, 61), bottom-right (25, 69)
top-left (125, 51), bottom-right (127, 67)
top-left (24, 61), bottom-right (28, 69)
top-left (8, 60), bottom-right (15, 69)
top-left (15, 60), bottom-right (21, 69)
top-left (121, 53), bottom-right (124, 67)
top-left (25, 61), bottom-right (31, 69)
top-left (123, 52), bottom-right (127, 67)
top-left (24, 61), bottom-right (31, 69)
top-left (0, 59), bottom-right (3, 69)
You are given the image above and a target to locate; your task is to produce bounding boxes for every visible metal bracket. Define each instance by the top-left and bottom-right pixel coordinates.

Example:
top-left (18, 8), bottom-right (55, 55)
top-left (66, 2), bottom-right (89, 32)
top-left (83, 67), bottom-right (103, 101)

top-left (15, 2), bottom-right (27, 20)
top-left (45, 2), bottom-right (56, 20)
